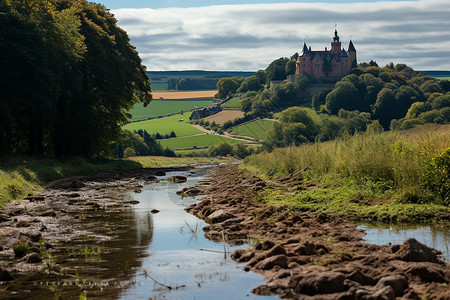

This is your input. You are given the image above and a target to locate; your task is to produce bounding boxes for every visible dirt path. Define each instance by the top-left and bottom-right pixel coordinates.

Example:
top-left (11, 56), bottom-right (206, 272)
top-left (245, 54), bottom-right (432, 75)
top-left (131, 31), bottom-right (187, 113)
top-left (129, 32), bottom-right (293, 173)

top-left (191, 124), bottom-right (262, 143)
top-left (185, 165), bottom-right (450, 299)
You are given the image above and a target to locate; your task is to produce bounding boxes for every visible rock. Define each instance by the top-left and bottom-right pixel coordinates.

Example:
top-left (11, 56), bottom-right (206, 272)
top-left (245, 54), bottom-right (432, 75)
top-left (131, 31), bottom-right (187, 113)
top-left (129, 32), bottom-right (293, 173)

top-left (151, 209), bottom-right (160, 214)
top-left (291, 272), bottom-right (345, 295)
top-left (0, 268), bottom-right (14, 281)
top-left (70, 179), bottom-right (85, 188)
top-left (147, 175), bottom-right (158, 181)
top-left (0, 213), bottom-right (11, 223)
top-left (435, 211), bottom-right (450, 220)
top-left (206, 210), bottom-right (236, 224)
top-left (39, 209), bottom-right (56, 217)
top-left (375, 275), bottom-right (408, 296)
top-left (293, 241), bottom-right (328, 255)
top-left (24, 196), bottom-right (45, 202)
top-left (154, 170), bottom-right (166, 176)
top-left (347, 269), bottom-right (378, 286)
top-left (254, 255), bottom-right (288, 270)
top-left (405, 262), bottom-right (447, 283)
top-left (395, 238), bottom-right (439, 263)
top-left (265, 244), bottom-right (287, 257)
top-left (355, 285), bottom-right (395, 300)
top-left (23, 253), bottom-right (42, 263)
top-left (168, 176), bottom-right (187, 183)
top-left (22, 231), bottom-right (42, 243)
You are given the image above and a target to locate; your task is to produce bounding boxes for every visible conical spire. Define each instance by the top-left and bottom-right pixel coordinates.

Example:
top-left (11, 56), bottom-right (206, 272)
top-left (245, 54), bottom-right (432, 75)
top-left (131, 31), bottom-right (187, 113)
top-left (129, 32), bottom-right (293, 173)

top-left (348, 40), bottom-right (356, 52)
top-left (302, 42), bottom-right (309, 54)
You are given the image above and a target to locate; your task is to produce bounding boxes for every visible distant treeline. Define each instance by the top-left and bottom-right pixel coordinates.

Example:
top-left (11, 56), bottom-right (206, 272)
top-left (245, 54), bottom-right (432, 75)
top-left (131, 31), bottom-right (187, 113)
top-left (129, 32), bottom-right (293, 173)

top-left (147, 70), bottom-right (254, 80)
top-left (167, 78), bottom-right (218, 90)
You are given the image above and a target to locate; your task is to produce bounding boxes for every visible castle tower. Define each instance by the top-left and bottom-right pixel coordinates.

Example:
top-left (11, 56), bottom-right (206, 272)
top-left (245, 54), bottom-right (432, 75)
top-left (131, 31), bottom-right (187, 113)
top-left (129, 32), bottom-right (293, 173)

top-left (348, 40), bottom-right (357, 67)
top-left (331, 29), bottom-right (341, 55)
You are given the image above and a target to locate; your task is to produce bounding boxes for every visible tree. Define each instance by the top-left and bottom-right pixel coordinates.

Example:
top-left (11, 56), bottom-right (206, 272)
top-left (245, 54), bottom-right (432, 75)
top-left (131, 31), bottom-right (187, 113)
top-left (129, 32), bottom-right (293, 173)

top-left (286, 60), bottom-right (296, 76)
top-left (237, 76), bottom-right (262, 93)
top-left (216, 77), bottom-right (241, 99)
top-left (325, 81), bottom-right (361, 114)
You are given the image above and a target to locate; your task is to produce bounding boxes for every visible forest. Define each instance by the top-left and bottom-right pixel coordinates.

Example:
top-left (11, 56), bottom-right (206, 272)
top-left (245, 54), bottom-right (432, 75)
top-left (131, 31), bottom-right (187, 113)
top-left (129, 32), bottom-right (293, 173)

top-left (0, 0), bottom-right (151, 158)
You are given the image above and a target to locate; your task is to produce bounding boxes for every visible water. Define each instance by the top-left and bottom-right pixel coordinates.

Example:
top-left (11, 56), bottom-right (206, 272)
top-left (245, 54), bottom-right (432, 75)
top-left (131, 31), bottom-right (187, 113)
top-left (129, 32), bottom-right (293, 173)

top-left (2, 167), bottom-right (274, 299)
top-left (118, 168), bottom-right (275, 299)
top-left (359, 223), bottom-right (450, 261)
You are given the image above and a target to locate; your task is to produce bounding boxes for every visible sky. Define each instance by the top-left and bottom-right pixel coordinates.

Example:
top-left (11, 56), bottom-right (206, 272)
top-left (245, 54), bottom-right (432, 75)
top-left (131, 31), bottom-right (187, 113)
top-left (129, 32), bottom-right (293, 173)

top-left (96, 0), bottom-right (450, 71)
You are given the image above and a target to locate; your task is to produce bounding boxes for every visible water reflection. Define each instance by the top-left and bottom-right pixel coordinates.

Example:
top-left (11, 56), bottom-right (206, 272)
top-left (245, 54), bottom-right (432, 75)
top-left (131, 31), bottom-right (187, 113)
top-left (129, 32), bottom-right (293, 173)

top-left (359, 223), bottom-right (450, 261)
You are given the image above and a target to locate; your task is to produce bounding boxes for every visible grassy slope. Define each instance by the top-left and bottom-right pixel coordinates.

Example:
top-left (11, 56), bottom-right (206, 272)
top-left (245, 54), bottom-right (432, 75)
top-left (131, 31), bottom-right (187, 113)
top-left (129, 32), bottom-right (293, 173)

top-left (223, 96), bottom-right (242, 108)
top-left (123, 113), bottom-right (203, 137)
top-left (244, 124), bottom-right (450, 223)
top-left (159, 134), bottom-right (243, 149)
top-left (230, 119), bottom-right (274, 140)
top-left (0, 157), bottom-right (142, 206)
top-left (129, 100), bottom-right (213, 121)
top-left (128, 156), bottom-right (233, 167)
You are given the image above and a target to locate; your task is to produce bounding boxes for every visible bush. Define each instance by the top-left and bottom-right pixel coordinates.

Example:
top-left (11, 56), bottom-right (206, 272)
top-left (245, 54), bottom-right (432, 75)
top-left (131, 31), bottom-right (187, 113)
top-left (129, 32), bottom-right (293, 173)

top-left (123, 147), bottom-right (136, 158)
top-left (424, 147), bottom-right (450, 205)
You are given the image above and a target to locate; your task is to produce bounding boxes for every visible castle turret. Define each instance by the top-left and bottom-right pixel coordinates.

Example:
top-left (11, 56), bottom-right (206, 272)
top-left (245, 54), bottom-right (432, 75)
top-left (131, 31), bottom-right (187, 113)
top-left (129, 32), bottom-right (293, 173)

top-left (331, 29), bottom-right (341, 55)
top-left (347, 40), bottom-right (357, 67)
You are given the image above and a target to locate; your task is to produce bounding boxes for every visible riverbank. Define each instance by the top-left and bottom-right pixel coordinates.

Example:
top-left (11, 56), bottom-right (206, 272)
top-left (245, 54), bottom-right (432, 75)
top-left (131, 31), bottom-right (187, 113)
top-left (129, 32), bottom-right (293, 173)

top-left (0, 166), bottom-right (192, 296)
top-left (186, 165), bottom-right (450, 299)
top-left (0, 156), bottom-right (231, 207)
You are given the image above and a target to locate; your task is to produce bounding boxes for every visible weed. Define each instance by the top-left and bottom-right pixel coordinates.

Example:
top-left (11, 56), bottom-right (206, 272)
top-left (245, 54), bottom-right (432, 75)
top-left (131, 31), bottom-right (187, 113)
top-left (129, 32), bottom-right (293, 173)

top-left (13, 240), bottom-right (31, 258)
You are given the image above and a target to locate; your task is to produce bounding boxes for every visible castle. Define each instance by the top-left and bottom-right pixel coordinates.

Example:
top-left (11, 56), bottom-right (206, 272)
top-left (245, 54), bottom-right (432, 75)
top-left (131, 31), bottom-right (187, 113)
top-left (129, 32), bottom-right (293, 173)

top-left (296, 30), bottom-right (356, 79)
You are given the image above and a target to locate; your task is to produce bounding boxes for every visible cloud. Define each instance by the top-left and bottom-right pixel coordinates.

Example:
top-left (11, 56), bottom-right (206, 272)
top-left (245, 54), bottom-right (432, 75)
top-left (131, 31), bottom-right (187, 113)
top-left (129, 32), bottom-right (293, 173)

top-left (112, 0), bottom-right (450, 71)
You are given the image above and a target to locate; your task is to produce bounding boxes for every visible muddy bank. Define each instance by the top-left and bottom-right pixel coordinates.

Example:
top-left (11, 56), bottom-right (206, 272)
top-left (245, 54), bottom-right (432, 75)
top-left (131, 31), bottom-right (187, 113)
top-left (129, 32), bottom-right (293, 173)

top-left (0, 167), bottom-right (189, 283)
top-left (186, 165), bottom-right (450, 299)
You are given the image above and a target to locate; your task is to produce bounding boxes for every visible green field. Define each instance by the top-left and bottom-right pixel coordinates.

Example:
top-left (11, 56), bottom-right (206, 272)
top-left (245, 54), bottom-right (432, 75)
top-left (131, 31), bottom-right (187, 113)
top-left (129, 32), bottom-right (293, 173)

top-left (159, 134), bottom-right (243, 149)
top-left (123, 113), bottom-right (203, 137)
top-left (438, 77), bottom-right (450, 80)
top-left (151, 83), bottom-right (168, 91)
top-left (223, 96), bottom-right (242, 108)
top-left (130, 99), bottom-right (212, 121)
top-left (230, 119), bottom-right (274, 140)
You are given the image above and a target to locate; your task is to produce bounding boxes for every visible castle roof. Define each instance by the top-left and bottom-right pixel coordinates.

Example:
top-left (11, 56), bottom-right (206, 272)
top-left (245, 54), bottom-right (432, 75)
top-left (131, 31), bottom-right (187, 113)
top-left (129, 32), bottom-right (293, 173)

top-left (348, 40), bottom-right (356, 52)
top-left (302, 42), bottom-right (309, 55)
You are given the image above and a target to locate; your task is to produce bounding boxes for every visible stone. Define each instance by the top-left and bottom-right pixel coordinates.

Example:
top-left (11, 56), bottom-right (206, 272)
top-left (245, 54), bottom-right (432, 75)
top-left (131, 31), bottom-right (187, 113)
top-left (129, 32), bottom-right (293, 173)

top-left (154, 171), bottom-right (166, 176)
top-left (0, 268), bottom-right (14, 281)
top-left (375, 275), bottom-right (408, 296)
top-left (0, 214), bottom-right (11, 223)
top-left (24, 253), bottom-right (42, 263)
top-left (168, 176), bottom-right (187, 183)
top-left (151, 209), bottom-right (160, 214)
top-left (39, 209), bottom-right (56, 217)
top-left (206, 210), bottom-right (235, 224)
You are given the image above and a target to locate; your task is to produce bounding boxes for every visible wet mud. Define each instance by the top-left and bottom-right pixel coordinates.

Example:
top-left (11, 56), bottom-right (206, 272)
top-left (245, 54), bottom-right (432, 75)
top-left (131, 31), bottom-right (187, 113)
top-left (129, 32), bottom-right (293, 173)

top-left (186, 165), bottom-right (450, 299)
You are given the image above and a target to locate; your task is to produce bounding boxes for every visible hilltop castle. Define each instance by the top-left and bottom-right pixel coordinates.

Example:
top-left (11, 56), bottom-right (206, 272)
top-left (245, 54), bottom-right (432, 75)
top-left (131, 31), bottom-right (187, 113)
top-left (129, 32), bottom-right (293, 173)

top-left (296, 30), bottom-right (356, 79)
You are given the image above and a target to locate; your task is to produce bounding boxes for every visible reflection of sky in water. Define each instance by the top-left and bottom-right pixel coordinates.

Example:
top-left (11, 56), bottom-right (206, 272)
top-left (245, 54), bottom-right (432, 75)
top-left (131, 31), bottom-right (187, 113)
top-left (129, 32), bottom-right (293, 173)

top-left (359, 224), bottom-right (450, 261)
top-left (120, 169), bottom-right (276, 300)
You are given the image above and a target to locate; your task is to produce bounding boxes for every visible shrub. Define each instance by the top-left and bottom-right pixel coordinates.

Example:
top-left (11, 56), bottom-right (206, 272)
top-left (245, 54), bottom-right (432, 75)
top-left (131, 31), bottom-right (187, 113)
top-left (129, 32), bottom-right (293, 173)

top-left (424, 147), bottom-right (450, 205)
top-left (123, 147), bottom-right (136, 158)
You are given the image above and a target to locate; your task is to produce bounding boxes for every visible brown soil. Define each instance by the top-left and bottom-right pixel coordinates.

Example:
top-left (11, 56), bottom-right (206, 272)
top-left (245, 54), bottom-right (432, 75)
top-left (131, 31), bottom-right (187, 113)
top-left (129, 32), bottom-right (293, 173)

top-left (204, 110), bottom-right (245, 124)
top-left (186, 165), bottom-right (450, 299)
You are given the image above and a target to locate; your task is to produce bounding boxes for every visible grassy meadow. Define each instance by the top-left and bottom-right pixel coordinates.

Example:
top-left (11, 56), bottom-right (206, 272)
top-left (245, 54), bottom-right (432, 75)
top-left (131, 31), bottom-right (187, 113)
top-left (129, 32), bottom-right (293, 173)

top-left (130, 100), bottom-right (213, 121)
top-left (124, 113), bottom-right (203, 137)
top-left (204, 110), bottom-right (245, 124)
top-left (127, 156), bottom-right (234, 167)
top-left (159, 134), bottom-right (243, 149)
top-left (244, 124), bottom-right (450, 223)
top-left (230, 119), bottom-right (274, 140)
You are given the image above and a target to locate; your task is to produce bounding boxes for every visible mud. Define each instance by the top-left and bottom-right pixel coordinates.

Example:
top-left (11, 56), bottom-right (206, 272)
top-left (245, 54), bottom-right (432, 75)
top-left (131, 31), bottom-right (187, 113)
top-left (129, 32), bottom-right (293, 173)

top-left (186, 165), bottom-right (450, 299)
top-left (0, 167), bottom-right (189, 280)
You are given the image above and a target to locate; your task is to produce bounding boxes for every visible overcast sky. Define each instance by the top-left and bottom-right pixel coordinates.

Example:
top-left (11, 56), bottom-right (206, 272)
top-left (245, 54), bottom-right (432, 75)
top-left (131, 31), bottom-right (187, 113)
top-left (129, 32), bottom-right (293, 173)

top-left (97, 0), bottom-right (450, 71)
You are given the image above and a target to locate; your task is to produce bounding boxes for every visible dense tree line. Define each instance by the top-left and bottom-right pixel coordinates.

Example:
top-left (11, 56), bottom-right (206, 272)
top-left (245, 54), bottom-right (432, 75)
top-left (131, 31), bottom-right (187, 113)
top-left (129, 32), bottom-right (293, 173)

top-left (0, 0), bottom-right (151, 158)
top-left (167, 78), bottom-right (218, 90)
top-left (324, 63), bottom-right (450, 129)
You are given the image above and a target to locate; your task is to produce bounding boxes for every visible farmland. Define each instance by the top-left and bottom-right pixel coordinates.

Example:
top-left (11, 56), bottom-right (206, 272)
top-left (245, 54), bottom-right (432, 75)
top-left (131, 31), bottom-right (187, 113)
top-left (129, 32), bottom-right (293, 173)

top-left (230, 119), bottom-right (274, 140)
top-left (123, 113), bottom-right (203, 136)
top-left (153, 90), bottom-right (216, 100)
top-left (159, 134), bottom-right (243, 149)
top-left (222, 96), bottom-right (242, 108)
top-left (129, 100), bottom-right (213, 121)
top-left (204, 110), bottom-right (245, 124)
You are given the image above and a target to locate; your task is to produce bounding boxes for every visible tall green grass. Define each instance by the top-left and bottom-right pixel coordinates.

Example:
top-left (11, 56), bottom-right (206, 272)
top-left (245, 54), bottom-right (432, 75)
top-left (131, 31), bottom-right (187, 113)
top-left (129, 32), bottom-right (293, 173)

top-left (244, 124), bottom-right (450, 222)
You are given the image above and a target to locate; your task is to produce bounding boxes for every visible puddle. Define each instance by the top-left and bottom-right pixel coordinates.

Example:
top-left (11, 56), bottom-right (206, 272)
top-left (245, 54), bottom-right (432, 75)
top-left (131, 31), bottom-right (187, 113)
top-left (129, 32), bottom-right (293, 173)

top-left (359, 223), bottom-right (450, 261)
